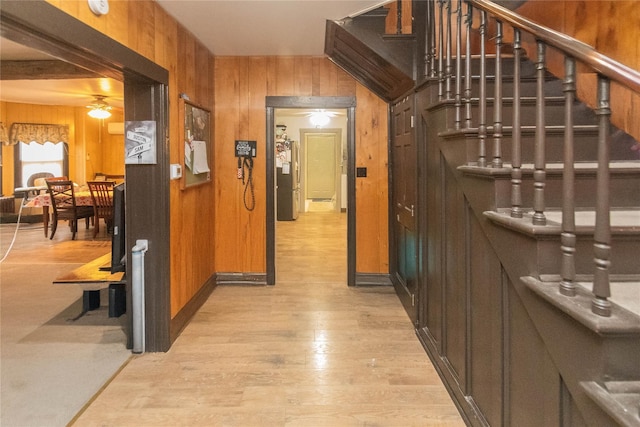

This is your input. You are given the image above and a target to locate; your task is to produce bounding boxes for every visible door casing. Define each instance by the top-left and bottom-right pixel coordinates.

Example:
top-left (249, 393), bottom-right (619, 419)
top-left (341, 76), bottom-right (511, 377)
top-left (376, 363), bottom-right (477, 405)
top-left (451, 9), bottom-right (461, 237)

top-left (0, 1), bottom-right (172, 351)
top-left (266, 96), bottom-right (356, 286)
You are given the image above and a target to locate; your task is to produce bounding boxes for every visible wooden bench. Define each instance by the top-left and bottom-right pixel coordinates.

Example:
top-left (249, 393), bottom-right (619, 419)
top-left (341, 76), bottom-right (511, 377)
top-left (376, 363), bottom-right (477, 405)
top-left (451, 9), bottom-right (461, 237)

top-left (54, 253), bottom-right (126, 317)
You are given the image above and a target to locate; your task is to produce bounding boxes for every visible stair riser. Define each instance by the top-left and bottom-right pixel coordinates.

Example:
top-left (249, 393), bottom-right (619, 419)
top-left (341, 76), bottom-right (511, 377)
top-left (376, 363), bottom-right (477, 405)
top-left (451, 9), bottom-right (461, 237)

top-left (424, 75), bottom-right (563, 107)
top-left (471, 101), bottom-right (597, 127)
top-left (537, 237), bottom-right (640, 276)
top-left (467, 57), bottom-right (539, 77)
top-left (461, 131), bottom-right (638, 164)
top-left (495, 174), bottom-right (640, 209)
top-left (471, 77), bottom-right (565, 99)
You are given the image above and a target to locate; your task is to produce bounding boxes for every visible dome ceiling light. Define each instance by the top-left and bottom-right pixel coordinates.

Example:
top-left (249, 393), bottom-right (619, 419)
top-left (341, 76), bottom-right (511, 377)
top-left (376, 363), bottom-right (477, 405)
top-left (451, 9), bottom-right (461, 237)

top-left (87, 95), bottom-right (112, 119)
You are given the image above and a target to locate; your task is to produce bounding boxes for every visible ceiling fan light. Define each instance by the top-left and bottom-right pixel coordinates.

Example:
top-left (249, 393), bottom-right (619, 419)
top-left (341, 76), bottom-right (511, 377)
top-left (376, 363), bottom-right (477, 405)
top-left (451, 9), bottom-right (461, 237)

top-left (87, 95), bottom-right (112, 119)
top-left (309, 112), bottom-right (330, 127)
top-left (87, 107), bottom-right (112, 119)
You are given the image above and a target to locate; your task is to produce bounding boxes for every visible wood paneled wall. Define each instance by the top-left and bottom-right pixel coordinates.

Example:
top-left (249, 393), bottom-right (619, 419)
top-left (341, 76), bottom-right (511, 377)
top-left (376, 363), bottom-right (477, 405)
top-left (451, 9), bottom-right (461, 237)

top-left (41, 2), bottom-right (388, 323)
top-left (513, 0), bottom-right (640, 141)
top-left (45, 0), bottom-right (216, 318)
top-left (0, 101), bottom-right (120, 193)
top-left (214, 57), bottom-right (389, 274)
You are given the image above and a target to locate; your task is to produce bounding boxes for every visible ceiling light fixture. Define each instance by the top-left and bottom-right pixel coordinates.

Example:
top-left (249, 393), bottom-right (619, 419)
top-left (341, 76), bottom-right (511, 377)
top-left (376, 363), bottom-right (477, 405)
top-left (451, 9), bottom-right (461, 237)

top-left (309, 111), bottom-right (330, 127)
top-left (87, 95), bottom-right (112, 119)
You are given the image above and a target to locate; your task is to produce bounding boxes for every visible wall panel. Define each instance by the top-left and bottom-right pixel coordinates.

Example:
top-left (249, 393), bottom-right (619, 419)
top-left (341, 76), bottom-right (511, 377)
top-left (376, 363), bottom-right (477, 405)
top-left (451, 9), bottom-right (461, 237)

top-left (214, 56), bottom-right (388, 274)
top-left (469, 208), bottom-right (504, 426)
top-left (44, 0), bottom-right (217, 319)
top-left (443, 162), bottom-right (466, 383)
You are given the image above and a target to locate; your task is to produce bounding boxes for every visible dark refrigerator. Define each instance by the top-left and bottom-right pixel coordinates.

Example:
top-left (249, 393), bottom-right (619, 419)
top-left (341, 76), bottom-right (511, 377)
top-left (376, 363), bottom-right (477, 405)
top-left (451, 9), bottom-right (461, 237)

top-left (277, 140), bottom-right (299, 221)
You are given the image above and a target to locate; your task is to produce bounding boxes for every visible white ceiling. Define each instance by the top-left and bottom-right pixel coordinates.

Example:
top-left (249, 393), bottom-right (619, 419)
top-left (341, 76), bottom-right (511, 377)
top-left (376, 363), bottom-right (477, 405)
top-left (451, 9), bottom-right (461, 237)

top-left (0, 0), bottom-right (387, 109)
top-left (156, 0), bottom-right (387, 56)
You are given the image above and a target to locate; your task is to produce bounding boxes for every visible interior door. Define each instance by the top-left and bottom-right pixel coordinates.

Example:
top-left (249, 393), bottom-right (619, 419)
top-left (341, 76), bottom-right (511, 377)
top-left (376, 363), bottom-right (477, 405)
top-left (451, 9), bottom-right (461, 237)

top-left (305, 133), bottom-right (337, 199)
top-left (392, 95), bottom-right (418, 325)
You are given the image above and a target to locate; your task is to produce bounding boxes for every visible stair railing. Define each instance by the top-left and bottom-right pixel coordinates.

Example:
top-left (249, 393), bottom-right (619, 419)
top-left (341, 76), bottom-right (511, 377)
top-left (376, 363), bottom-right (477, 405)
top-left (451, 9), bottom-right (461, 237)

top-left (423, 0), bottom-right (640, 317)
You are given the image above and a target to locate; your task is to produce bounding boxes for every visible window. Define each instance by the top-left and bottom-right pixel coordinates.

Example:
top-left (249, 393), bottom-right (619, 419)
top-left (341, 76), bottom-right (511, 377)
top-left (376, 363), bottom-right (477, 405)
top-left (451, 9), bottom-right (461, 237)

top-left (16, 141), bottom-right (68, 187)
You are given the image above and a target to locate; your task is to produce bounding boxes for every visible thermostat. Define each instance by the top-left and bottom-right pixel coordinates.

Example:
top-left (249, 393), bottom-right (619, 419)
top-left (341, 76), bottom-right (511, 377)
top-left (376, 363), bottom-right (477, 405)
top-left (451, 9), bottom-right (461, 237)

top-left (170, 164), bottom-right (182, 180)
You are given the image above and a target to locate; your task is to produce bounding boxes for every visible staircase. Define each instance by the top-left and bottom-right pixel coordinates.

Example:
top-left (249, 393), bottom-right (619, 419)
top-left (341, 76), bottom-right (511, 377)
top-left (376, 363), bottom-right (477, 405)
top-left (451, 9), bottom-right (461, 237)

top-left (326, 1), bottom-right (640, 426)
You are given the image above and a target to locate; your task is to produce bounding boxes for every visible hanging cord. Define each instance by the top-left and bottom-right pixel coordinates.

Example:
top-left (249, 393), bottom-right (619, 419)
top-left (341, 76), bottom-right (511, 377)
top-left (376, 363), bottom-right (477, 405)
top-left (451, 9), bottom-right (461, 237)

top-left (0, 198), bottom-right (26, 263)
top-left (242, 156), bottom-right (255, 211)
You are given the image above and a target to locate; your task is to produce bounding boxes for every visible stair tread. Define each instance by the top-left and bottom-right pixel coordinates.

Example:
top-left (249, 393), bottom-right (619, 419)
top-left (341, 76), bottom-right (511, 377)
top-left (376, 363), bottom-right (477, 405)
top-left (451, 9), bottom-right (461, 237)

top-left (575, 281), bottom-right (640, 316)
top-left (522, 276), bottom-right (640, 336)
top-left (581, 381), bottom-right (640, 427)
top-left (605, 381), bottom-right (640, 394)
top-left (485, 208), bottom-right (640, 235)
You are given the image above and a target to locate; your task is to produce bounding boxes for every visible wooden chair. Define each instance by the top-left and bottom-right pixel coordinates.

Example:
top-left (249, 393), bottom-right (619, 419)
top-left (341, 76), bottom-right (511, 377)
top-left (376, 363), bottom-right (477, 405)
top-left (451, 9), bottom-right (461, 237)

top-left (46, 179), bottom-right (93, 240)
top-left (87, 180), bottom-right (115, 238)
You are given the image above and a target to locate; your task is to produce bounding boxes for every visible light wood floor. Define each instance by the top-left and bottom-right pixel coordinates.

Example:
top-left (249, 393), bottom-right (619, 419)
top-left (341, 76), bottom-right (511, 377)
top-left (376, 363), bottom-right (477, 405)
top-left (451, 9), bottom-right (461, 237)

top-left (72, 212), bottom-right (465, 426)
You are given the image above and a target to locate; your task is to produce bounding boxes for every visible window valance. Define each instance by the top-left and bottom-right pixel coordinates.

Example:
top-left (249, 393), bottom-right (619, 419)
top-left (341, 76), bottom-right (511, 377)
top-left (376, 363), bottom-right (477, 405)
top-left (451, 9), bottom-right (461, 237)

top-left (6, 123), bottom-right (69, 146)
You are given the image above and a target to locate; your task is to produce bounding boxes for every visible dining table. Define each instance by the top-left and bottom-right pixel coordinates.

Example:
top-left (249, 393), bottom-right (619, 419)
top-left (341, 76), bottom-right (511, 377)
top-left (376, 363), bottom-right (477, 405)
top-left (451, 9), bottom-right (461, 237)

top-left (25, 189), bottom-right (95, 238)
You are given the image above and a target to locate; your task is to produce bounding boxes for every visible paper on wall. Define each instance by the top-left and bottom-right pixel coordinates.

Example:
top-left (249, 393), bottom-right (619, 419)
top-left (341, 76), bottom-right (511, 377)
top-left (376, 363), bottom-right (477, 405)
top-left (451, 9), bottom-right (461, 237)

top-left (184, 142), bottom-right (193, 171)
top-left (192, 140), bottom-right (210, 174)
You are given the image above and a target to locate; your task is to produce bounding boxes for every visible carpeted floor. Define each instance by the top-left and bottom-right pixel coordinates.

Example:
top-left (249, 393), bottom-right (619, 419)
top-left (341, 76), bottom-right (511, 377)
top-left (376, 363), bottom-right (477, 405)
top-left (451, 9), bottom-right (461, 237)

top-left (0, 222), bottom-right (131, 427)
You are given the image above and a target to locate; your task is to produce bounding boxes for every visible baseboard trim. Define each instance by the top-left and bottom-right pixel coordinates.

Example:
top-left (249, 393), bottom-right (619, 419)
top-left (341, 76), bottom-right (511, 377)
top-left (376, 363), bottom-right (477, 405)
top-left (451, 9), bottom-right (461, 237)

top-left (355, 273), bottom-right (392, 286)
top-left (216, 272), bottom-right (268, 286)
top-left (170, 275), bottom-right (216, 343)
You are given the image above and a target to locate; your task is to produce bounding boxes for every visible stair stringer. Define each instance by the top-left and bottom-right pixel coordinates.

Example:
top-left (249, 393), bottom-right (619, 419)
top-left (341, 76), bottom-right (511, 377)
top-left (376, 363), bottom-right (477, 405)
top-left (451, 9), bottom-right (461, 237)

top-left (418, 82), bottom-right (640, 426)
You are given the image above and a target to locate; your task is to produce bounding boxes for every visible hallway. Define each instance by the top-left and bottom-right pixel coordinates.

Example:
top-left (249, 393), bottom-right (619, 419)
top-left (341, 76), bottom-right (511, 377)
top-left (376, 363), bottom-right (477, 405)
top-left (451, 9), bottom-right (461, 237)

top-left (73, 212), bottom-right (465, 426)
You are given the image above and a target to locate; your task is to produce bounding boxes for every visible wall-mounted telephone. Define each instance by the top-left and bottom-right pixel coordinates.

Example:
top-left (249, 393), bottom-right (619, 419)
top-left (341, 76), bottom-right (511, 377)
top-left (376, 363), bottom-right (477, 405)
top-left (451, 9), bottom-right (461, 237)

top-left (235, 140), bottom-right (257, 211)
top-left (235, 140), bottom-right (257, 158)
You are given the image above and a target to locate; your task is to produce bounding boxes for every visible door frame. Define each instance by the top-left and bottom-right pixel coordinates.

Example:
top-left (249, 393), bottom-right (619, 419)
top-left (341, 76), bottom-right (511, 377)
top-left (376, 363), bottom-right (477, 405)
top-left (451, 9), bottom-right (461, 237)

top-left (0, 1), bottom-right (171, 351)
top-left (266, 96), bottom-right (356, 286)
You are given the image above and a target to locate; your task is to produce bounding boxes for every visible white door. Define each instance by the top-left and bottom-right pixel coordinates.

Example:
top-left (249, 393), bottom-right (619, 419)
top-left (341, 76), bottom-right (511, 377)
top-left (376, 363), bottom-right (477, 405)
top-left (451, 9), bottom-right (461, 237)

top-left (305, 133), bottom-right (338, 200)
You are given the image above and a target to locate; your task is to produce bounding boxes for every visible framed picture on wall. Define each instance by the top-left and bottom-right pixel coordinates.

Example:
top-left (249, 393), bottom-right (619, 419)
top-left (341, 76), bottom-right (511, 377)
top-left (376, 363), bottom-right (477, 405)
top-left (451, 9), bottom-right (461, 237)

top-left (180, 98), bottom-right (211, 188)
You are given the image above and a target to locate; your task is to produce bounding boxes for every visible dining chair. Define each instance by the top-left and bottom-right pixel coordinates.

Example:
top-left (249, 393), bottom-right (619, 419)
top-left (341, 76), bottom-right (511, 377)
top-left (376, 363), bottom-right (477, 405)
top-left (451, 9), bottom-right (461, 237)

top-left (87, 180), bottom-right (115, 238)
top-left (45, 179), bottom-right (94, 240)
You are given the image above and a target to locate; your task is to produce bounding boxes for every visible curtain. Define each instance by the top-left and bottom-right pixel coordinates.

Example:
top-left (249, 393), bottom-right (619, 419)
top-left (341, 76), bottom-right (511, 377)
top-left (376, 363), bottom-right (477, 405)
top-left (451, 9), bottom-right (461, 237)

top-left (0, 122), bottom-right (8, 145)
top-left (7, 123), bottom-right (69, 146)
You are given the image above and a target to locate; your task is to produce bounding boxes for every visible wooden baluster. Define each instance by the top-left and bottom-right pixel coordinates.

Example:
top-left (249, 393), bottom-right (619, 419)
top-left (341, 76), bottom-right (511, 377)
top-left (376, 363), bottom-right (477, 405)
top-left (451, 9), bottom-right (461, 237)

top-left (592, 76), bottom-right (612, 317)
top-left (532, 41), bottom-right (547, 225)
top-left (491, 21), bottom-right (503, 168)
top-left (464, 2), bottom-right (473, 129)
top-left (510, 29), bottom-right (523, 218)
top-left (425, 0), bottom-right (436, 79)
top-left (477, 11), bottom-right (487, 167)
top-left (454, 0), bottom-right (462, 130)
top-left (438, 0), bottom-right (445, 100)
top-left (445, 0), bottom-right (453, 100)
top-left (397, 0), bottom-right (403, 34)
top-left (560, 57), bottom-right (577, 297)
top-left (429, 0), bottom-right (437, 78)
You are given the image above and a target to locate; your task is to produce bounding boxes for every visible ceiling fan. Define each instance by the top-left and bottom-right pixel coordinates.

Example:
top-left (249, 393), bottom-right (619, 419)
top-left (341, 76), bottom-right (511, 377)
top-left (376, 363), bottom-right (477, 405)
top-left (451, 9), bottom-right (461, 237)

top-left (290, 109), bottom-right (342, 126)
top-left (86, 95), bottom-right (112, 119)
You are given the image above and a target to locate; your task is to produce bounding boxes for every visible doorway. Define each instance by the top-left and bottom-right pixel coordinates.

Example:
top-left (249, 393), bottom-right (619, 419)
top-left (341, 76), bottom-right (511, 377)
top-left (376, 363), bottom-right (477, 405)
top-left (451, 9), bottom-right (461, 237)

top-left (0, 1), bottom-right (171, 351)
top-left (266, 96), bottom-right (356, 286)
